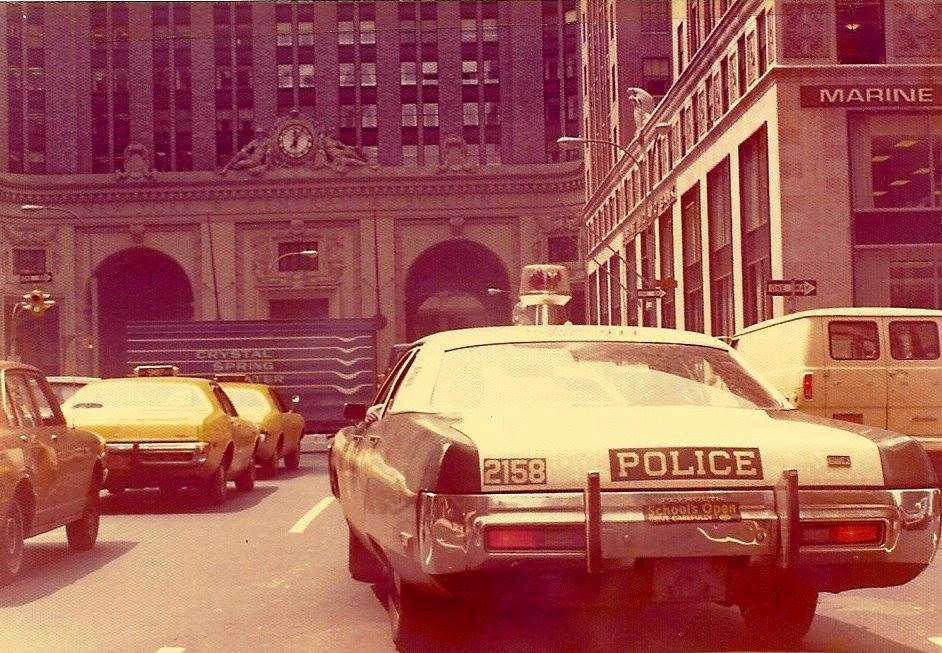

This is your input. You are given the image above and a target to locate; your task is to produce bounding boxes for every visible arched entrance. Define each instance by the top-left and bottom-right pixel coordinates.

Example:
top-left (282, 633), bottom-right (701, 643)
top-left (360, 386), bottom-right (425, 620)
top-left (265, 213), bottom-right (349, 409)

top-left (404, 239), bottom-right (512, 341)
top-left (91, 248), bottom-right (193, 377)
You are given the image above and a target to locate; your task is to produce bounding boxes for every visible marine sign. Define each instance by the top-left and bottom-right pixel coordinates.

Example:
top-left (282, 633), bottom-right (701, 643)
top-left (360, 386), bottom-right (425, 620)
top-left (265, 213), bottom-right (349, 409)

top-left (800, 85), bottom-right (942, 108)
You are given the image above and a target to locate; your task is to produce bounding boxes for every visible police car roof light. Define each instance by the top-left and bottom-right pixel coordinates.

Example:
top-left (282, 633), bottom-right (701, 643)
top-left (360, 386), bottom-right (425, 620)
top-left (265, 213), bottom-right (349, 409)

top-left (134, 365), bottom-right (179, 377)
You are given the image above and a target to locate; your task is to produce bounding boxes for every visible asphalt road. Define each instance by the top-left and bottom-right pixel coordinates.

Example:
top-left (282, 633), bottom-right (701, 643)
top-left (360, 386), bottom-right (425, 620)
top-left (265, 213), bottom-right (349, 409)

top-left (1, 452), bottom-right (940, 653)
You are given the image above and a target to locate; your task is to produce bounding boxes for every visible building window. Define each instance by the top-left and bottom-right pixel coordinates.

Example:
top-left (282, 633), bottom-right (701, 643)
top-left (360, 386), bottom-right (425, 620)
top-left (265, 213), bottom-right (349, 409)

top-left (642, 58), bottom-right (671, 98)
top-left (461, 60), bottom-right (478, 85)
top-left (641, 0), bottom-right (670, 33)
top-left (277, 241), bottom-right (318, 272)
top-left (402, 144), bottom-right (418, 166)
top-left (587, 270), bottom-right (599, 325)
top-left (421, 61), bottom-right (438, 85)
top-left (422, 102), bottom-right (439, 127)
top-left (624, 239), bottom-right (638, 326)
top-left (360, 62), bottom-right (377, 87)
top-left (269, 298), bottom-right (329, 320)
top-left (756, 10), bottom-right (768, 76)
top-left (658, 211), bottom-right (676, 328)
top-left (12, 249), bottom-right (46, 274)
top-left (547, 235), bottom-right (578, 263)
top-left (640, 226), bottom-right (657, 326)
top-left (676, 24), bottom-right (685, 74)
top-left (361, 104), bottom-right (378, 128)
top-left (610, 256), bottom-right (623, 326)
top-left (599, 260), bottom-right (611, 325)
top-left (463, 102), bottom-right (479, 126)
top-left (708, 157), bottom-right (734, 337)
top-left (401, 61), bottom-right (417, 85)
top-left (402, 103), bottom-right (418, 127)
top-left (739, 125), bottom-right (772, 327)
top-left (681, 183), bottom-right (704, 332)
top-left (339, 63), bottom-right (356, 86)
top-left (836, 0), bottom-right (885, 64)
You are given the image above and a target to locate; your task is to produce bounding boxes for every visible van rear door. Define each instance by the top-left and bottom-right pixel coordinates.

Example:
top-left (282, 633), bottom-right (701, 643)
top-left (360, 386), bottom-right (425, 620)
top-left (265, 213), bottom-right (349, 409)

top-left (886, 317), bottom-right (942, 441)
top-left (823, 318), bottom-right (887, 427)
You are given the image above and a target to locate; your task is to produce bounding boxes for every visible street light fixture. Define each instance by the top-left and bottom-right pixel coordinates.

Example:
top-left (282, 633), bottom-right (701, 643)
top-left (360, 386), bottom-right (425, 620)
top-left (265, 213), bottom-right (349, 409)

top-left (269, 249), bottom-right (318, 271)
top-left (20, 204), bottom-right (80, 219)
top-left (555, 136), bottom-right (638, 164)
top-left (485, 288), bottom-right (509, 296)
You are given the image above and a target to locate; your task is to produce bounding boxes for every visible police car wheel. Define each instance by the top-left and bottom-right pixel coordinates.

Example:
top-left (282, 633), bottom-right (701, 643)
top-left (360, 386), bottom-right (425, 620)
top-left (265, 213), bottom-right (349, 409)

top-left (235, 460), bottom-right (256, 492)
top-left (66, 483), bottom-right (100, 551)
top-left (203, 465), bottom-right (228, 506)
top-left (347, 525), bottom-right (385, 583)
top-left (0, 500), bottom-right (25, 585)
top-left (740, 576), bottom-right (818, 648)
top-left (387, 571), bottom-right (436, 652)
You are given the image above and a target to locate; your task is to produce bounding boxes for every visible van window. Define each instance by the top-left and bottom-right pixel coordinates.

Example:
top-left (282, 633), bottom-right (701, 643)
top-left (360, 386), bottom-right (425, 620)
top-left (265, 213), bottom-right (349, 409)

top-left (889, 321), bottom-right (940, 360)
top-left (829, 321), bottom-right (880, 360)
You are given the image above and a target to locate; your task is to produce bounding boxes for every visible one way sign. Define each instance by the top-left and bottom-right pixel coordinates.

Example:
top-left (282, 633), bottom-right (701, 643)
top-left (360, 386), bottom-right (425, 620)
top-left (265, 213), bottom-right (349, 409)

top-left (766, 279), bottom-right (817, 297)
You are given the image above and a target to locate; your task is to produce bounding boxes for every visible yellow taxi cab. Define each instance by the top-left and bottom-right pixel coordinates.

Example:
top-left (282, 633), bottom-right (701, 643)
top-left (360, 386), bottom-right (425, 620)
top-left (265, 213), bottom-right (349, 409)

top-left (60, 365), bottom-right (260, 505)
top-left (1, 361), bottom-right (106, 584)
top-left (216, 376), bottom-right (305, 473)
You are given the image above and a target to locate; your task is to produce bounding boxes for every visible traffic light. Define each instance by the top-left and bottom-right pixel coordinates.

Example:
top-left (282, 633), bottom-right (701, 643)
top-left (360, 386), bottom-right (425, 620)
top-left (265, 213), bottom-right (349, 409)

top-left (21, 289), bottom-right (55, 316)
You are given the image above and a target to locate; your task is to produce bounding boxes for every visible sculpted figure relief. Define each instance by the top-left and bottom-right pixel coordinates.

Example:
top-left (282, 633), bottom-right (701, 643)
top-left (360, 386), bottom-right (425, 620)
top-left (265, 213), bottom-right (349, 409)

top-left (220, 128), bottom-right (272, 175)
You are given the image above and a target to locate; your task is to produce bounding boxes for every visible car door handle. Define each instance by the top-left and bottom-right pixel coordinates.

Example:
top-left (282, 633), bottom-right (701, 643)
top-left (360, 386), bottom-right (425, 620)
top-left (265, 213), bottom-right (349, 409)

top-left (367, 434), bottom-right (382, 444)
top-left (19, 434), bottom-right (28, 442)
top-left (50, 433), bottom-right (58, 441)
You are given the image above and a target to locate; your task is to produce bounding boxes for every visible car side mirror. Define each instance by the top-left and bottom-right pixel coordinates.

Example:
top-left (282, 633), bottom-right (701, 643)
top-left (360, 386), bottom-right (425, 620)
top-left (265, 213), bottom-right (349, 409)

top-left (344, 403), bottom-right (367, 422)
top-left (291, 394), bottom-right (300, 405)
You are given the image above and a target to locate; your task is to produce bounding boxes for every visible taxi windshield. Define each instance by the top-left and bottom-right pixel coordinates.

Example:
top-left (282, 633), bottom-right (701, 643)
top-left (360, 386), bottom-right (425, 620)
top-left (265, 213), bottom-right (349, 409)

top-left (430, 341), bottom-right (785, 411)
top-left (64, 380), bottom-right (211, 412)
top-left (222, 387), bottom-right (272, 421)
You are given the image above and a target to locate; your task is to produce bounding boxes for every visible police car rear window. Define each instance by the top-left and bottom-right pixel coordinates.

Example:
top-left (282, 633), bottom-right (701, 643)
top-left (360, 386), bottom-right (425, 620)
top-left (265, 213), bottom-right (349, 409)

top-left (223, 387), bottom-right (271, 420)
top-left (429, 341), bottom-right (784, 411)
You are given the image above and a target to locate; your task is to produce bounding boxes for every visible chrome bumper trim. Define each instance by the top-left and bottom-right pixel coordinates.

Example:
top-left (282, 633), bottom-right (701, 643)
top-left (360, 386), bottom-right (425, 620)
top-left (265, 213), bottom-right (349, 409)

top-left (417, 487), bottom-right (941, 578)
top-left (105, 441), bottom-right (208, 466)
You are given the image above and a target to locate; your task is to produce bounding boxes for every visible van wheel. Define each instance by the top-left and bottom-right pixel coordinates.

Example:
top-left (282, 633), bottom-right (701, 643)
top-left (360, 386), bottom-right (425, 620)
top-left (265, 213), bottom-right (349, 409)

top-left (235, 460), bottom-right (256, 492)
top-left (66, 483), bottom-right (101, 551)
top-left (203, 465), bottom-right (228, 506)
top-left (0, 501), bottom-right (25, 585)
top-left (740, 576), bottom-right (818, 649)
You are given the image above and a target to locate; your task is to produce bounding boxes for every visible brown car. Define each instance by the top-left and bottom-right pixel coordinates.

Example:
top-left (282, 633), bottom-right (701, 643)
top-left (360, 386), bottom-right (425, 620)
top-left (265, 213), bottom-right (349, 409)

top-left (0, 362), bottom-right (107, 585)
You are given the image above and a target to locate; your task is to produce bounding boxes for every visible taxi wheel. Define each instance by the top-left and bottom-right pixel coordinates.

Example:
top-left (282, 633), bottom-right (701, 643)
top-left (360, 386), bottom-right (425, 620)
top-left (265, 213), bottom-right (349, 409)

top-left (387, 571), bottom-right (436, 653)
top-left (0, 501), bottom-right (25, 586)
top-left (740, 576), bottom-right (818, 649)
top-left (203, 465), bottom-right (228, 506)
top-left (235, 460), bottom-right (256, 492)
top-left (283, 446), bottom-right (301, 471)
top-left (66, 484), bottom-right (100, 552)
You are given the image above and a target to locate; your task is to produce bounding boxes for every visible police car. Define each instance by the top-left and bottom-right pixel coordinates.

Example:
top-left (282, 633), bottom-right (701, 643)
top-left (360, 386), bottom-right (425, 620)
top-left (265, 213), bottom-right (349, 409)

top-left (329, 271), bottom-right (940, 651)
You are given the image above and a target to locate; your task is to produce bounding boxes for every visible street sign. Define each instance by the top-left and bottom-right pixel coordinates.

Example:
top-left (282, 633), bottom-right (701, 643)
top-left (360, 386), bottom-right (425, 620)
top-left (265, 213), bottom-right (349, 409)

top-left (637, 287), bottom-right (667, 300)
top-left (766, 279), bottom-right (817, 297)
top-left (18, 271), bottom-right (52, 284)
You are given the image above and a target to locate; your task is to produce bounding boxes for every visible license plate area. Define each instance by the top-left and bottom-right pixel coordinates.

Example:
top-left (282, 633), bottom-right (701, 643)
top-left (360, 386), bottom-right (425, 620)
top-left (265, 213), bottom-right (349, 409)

top-left (651, 558), bottom-right (727, 603)
top-left (643, 497), bottom-right (741, 525)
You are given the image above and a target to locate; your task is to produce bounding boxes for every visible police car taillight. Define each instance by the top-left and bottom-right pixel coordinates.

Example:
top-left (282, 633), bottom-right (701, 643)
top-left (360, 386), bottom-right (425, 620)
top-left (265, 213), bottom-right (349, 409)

top-left (134, 365), bottom-right (179, 377)
top-left (800, 521), bottom-right (883, 546)
top-left (484, 526), bottom-right (585, 551)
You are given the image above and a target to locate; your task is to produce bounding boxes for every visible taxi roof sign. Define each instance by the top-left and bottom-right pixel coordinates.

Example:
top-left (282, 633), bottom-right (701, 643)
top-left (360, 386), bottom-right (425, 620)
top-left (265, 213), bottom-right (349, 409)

top-left (134, 365), bottom-right (179, 377)
top-left (517, 264), bottom-right (571, 307)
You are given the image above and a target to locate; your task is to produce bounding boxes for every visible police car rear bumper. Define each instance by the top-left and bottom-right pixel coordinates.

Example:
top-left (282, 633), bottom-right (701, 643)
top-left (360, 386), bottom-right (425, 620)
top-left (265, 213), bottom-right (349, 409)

top-left (417, 481), bottom-right (940, 593)
top-left (104, 441), bottom-right (212, 487)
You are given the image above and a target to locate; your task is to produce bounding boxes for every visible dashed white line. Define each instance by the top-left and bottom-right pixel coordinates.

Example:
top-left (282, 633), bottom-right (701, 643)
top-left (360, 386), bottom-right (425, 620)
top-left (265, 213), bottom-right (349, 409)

top-left (929, 636), bottom-right (942, 648)
top-left (155, 647), bottom-right (186, 653)
top-left (289, 497), bottom-right (336, 534)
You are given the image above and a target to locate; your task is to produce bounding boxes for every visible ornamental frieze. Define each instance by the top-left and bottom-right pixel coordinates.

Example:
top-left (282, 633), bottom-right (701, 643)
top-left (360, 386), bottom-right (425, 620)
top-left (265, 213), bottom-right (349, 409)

top-left (251, 228), bottom-right (346, 289)
top-left (782, 1), bottom-right (829, 59)
top-left (894, 1), bottom-right (942, 58)
top-left (727, 53), bottom-right (739, 105)
top-left (745, 31), bottom-right (758, 86)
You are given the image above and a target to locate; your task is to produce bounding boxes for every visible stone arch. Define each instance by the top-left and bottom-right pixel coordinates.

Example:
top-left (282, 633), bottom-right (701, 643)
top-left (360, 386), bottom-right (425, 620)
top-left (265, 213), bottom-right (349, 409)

top-left (404, 239), bottom-right (512, 341)
top-left (90, 247), bottom-right (194, 377)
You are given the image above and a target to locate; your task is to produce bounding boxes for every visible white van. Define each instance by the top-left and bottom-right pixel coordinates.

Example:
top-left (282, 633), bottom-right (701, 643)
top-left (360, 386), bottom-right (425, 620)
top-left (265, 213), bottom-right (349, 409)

top-left (732, 308), bottom-right (942, 479)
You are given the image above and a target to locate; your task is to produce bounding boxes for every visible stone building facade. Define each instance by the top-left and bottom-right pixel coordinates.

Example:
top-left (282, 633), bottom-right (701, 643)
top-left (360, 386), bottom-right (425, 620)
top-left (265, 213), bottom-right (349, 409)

top-left (582, 0), bottom-right (942, 336)
top-left (0, 1), bottom-right (591, 376)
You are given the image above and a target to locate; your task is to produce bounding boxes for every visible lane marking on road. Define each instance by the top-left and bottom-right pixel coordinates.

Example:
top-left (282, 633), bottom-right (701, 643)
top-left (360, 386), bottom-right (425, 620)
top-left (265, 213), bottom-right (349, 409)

top-left (155, 648), bottom-right (186, 653)
top-left (289, 497), bottom-right (336, 534)
top-left (929, 637), bottom-right (942, 648)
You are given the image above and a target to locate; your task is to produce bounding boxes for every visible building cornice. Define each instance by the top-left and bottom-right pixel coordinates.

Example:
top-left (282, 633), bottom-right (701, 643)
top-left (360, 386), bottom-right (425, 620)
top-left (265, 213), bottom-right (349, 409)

top-left (0, 161), bottom-right (584, 208)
